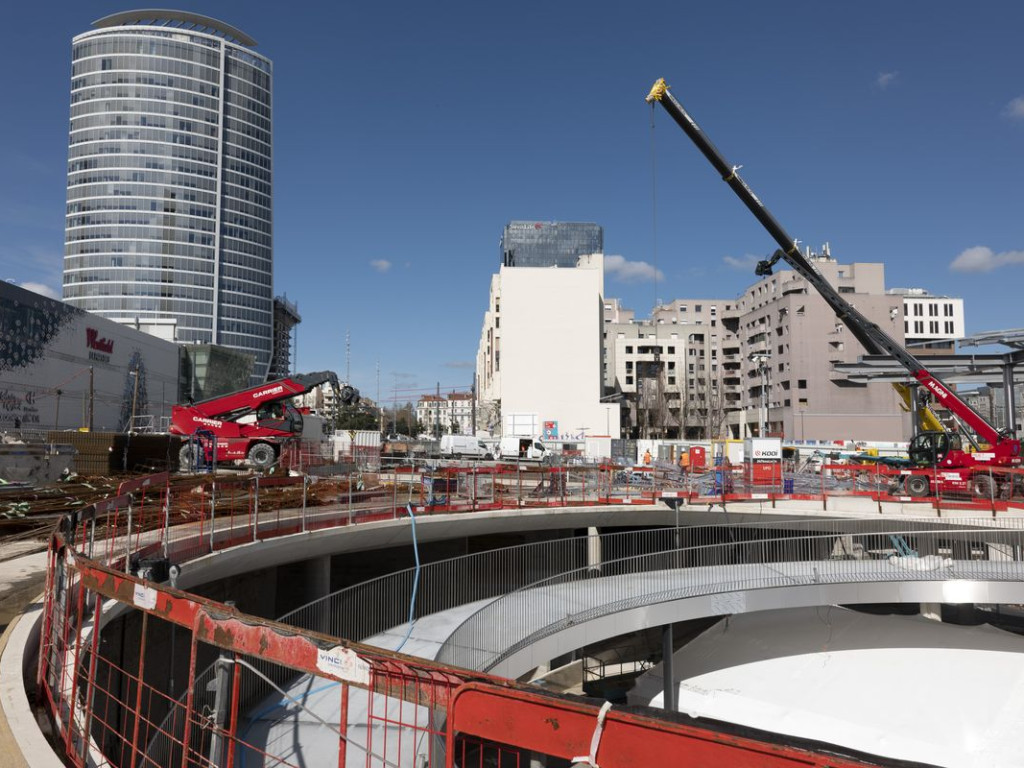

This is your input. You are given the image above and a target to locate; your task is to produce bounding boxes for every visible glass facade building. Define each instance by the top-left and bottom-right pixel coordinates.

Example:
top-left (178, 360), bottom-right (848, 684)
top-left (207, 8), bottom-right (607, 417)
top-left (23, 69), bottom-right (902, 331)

top-left (500, 221), bottom-right (603, 268)
top-left (63, 11), bottom-right (273, 383)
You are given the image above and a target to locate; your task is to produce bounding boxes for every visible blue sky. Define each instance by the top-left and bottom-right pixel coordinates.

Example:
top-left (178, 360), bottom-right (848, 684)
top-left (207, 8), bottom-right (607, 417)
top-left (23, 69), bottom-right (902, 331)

top-left (2, 1), bottom-right (1022, 406)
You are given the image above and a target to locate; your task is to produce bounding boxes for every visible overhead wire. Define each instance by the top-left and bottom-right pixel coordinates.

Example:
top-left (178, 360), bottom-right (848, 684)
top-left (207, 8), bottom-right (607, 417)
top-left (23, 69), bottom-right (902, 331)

top-left (649, 100), bottom-right (660, 311)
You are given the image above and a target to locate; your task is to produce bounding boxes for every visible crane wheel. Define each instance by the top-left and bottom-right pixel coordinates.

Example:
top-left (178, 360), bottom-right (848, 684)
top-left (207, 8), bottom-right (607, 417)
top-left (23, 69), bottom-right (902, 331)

top-left (179, 444), bottom-right (196, 472)
top-left (247, 443), bottom-right (276, 470)
top-left (906, 475), bottom-right (930, 497)
top-left (971, 474), bottom-right (995, 500)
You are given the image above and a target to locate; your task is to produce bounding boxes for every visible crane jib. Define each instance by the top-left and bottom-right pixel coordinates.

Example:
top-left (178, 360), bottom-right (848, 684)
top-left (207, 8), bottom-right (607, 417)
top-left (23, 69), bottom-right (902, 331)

top-left (649, 78), bottom-right (1011, 453)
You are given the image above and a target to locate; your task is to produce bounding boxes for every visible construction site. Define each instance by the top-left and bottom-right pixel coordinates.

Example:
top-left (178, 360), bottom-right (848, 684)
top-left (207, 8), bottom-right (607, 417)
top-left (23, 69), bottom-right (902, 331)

top-left (4, 77), bottom-right (1024, 768)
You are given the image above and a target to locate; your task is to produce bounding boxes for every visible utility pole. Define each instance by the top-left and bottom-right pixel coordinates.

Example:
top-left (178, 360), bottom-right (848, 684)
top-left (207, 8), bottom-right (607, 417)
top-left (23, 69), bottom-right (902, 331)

top-left (471, 375), bottom-right (477, 437)
top-left (435, 381), bottom-right (441, 438)
top-left (130, 367), bottom-right (140, 432)
top-left (392, 373), bottom-right (398, 436)
top-left (88, 366), bottom-right (94, 432)
top-left (376, 361), bottom-right (382, 434)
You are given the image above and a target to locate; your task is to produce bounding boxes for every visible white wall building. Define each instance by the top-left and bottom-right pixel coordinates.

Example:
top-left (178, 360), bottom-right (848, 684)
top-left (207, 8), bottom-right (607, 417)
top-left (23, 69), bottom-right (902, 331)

top-left (890, 288), bottom-right (966, 350)
top-left (477, 253), bottom-right (620, 439)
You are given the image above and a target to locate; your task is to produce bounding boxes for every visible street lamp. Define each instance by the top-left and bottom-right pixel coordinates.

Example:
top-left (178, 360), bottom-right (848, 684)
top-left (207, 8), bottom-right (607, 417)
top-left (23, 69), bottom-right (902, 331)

top-left (748, 351), bottom-right (771, 437)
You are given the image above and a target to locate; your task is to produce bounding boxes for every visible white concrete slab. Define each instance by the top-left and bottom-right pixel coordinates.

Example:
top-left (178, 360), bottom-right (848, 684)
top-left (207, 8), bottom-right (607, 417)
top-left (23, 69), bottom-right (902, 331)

top-left (630, 607), bottom-right (1024, 768)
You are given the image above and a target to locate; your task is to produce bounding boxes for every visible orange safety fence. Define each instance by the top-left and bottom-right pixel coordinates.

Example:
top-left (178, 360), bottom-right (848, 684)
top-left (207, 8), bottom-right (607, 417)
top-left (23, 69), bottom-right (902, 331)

top-left (35, 515), bottom-right (915, 768)
top-left (23, 462), bottom-right (1024, 767)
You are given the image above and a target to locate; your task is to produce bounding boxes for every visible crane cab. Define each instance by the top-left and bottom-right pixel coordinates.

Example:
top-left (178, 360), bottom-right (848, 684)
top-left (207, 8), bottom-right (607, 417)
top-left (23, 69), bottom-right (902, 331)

top-left (255, 401), bottom-right (303, 434)
top-left (908, 431), bottom-right (962, 468)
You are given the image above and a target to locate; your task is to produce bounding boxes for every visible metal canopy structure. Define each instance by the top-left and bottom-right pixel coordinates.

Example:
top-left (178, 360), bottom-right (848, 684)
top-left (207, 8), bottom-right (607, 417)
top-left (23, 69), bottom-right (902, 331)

top-left (834, 334), bottom-right (1024, 437)
top-left (959, 328), bottom-right (1024, 350)
top-left (833, 353), bottom-right (1024, 385)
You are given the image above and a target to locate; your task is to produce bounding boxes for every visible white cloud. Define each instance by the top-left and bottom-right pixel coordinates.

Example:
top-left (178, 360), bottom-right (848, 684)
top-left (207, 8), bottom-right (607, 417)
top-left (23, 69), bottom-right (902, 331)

top-left (369, 259), bottom-right (392, 273)
top-left (604, 254), bottom-right (664, 283)
top-left (950, 245), bottom-right (1024, 272)
top-left (19, 282), bottom-right (60, 299)
top-left (1004, 97), bottom-right (1024, 120)
top-left (722, 254), bottom-right (760, 270)
top-left (877, 71), bottom-right (898, 90)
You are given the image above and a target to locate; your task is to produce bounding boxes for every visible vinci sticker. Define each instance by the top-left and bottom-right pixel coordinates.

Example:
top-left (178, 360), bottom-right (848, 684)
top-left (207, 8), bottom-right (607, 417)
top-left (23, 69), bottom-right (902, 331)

top-left (133, 584), bottom-right (158, 610)
top-left (316, 646), bottom-right (371, 686)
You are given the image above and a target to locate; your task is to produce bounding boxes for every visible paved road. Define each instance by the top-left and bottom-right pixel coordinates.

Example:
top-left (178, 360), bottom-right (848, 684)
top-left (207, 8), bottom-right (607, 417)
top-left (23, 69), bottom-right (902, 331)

top-left (0, 546), bottom-right (51, 768)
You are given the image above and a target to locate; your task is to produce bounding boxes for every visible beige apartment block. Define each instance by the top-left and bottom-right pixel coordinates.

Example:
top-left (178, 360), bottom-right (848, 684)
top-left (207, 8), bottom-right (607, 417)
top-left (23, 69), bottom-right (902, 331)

top-left (416, 392), bottom-right (474, 436)
top-left (604, 251), bottom-right (937, 443)
top-left (604, 298), bottom-right (740, 439)
top-left (730, 258), bottom-right (906, 441)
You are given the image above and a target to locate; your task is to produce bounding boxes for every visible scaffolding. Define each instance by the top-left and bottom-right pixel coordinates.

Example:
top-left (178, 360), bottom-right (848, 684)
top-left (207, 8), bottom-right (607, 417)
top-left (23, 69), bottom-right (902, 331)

top-left (267, 295), bottom-right (302, 381)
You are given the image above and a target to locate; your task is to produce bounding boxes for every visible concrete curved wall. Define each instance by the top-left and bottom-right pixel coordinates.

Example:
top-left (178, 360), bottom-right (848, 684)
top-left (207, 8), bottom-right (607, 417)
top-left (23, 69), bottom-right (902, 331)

top-left (6, 498), bottom-right (1024, 767)
top-left (487, 578), bottom-right (1024, 678)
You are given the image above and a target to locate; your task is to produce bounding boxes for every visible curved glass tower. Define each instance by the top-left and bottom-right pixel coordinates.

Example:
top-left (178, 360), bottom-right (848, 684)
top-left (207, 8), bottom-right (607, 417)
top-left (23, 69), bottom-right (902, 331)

top-left (63, 11), bottom-right (273, 383)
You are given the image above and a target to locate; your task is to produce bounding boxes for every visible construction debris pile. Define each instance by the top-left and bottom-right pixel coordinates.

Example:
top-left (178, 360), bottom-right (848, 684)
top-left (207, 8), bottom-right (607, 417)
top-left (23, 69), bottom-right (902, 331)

top-left (0, 472), bottom-right (379, 557)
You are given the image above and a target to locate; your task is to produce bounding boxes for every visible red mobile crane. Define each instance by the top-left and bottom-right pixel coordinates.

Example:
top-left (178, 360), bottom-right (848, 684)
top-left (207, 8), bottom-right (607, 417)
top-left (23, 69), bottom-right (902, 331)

top-left (170, 371), bottom-right (359, 470)
top-left (646, 78), bottom-right (1022, 498)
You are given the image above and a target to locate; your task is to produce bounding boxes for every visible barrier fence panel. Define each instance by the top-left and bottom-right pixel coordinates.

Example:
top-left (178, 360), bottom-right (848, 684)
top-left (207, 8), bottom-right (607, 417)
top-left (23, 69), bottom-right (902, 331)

top-left (35, 514), bottom-right (943, 768)
top-left (31, 466), bottom-right (1024, 767)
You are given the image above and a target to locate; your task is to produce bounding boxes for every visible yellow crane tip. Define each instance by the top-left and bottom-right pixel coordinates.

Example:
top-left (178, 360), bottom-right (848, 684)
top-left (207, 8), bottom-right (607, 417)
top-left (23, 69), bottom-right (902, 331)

top-left (646, 78), bottom-right (669, 103)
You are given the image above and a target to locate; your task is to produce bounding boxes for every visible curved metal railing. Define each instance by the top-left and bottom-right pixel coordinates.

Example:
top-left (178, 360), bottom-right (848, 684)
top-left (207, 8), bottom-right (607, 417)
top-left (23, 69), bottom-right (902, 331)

top-left (434, 524), bottom-right (1024, 672)
top-left (276, 515), bottom-right (1014, 645)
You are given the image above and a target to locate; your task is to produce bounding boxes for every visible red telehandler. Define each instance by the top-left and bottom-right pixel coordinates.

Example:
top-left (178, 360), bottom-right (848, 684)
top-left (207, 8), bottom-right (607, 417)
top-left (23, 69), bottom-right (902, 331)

top-left (170, 371), bottom-right (358, 470)
top-left (646, 78), bottom-right (1022, 499)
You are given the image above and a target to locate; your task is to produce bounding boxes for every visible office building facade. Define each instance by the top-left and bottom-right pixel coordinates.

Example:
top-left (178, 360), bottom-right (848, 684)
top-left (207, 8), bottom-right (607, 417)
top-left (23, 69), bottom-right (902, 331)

top-left (63, 11), bottom-right (274, 383)
top-left (500, 221), bottom-right (603, 268)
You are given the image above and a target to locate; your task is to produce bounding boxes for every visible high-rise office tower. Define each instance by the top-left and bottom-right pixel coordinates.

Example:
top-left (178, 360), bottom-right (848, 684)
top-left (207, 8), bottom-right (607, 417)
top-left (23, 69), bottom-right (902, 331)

top-left (500, 221), bottom-right (603, 268)
top-left (63, 11), bottom-right (274, 383)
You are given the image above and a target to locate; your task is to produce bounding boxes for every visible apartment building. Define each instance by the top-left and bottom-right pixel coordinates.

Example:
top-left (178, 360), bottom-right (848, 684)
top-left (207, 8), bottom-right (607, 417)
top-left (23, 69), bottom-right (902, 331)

top-left (416, 392), bottom-right (474, 435)
top-left (889, 288), bottom-right (966, 354)
top-left (603, 298), bottom-right (739, 439)
top-left (729, 255), bottom-right (905, 440)
top-left (605, 249), bottom-right (931, 442)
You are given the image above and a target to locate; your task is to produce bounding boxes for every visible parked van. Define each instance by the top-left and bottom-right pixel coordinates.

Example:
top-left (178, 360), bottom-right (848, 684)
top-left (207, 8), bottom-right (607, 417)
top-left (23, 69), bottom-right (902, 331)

top-left (439, 434), bottom-right (493, 460)
top-left (497, 436), bottom-right (547, 462)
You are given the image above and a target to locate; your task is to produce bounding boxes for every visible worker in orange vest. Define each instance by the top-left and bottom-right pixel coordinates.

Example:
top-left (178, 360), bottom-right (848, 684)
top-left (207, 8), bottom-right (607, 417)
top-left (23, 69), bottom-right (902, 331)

top-left (643, 449), bottom-right (652, 465)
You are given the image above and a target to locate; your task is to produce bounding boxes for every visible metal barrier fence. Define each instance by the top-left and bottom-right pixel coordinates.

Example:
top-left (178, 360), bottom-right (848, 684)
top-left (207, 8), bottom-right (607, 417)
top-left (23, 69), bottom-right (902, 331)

top-left (402, 459), bottom-right (1024, 514)
top-left (23, 460), bottom-right (1024, 768)
top-left (435, 522), bottom-right (1024, 673)
top-left (32, 494), bottom-right (907, 768)
top-left (277, 515), bottom-right (1022, 650)
top-left (662, 461), bottom-right (1024, 514)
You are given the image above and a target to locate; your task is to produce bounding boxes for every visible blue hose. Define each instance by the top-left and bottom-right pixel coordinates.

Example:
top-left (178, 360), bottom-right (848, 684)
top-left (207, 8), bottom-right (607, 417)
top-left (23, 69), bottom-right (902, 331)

top-left (394, 504), bottom-right (421, 652)
top-left (239, 504), bottom-right (421, 765)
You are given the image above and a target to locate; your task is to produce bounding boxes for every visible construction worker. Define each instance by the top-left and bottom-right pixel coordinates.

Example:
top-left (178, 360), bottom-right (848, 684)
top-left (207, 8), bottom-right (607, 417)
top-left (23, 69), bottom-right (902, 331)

top-left (678, 449), bottom-right (690, 474)
top-left (643, 449), bottom-right (652, 465)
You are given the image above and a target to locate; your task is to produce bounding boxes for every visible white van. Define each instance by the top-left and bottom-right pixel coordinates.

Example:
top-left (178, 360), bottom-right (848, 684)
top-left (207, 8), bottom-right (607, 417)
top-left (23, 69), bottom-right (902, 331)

top-left (497, 436), bottom-right (547, 462)
top-left (439, 434), bottom-right (493, 460)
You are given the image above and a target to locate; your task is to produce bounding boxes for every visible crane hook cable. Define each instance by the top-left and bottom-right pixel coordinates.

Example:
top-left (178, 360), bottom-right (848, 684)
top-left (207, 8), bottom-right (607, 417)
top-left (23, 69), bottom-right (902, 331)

top-left (649, 100), bottom-right (660, 310)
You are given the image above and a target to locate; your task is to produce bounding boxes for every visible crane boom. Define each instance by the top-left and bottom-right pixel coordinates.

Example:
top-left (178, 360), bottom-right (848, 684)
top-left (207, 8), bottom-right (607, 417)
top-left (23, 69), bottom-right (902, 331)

top-left (170, 370), bottom-right (359, 469)
top-left (645, 78), bottom-right (1008, 451)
